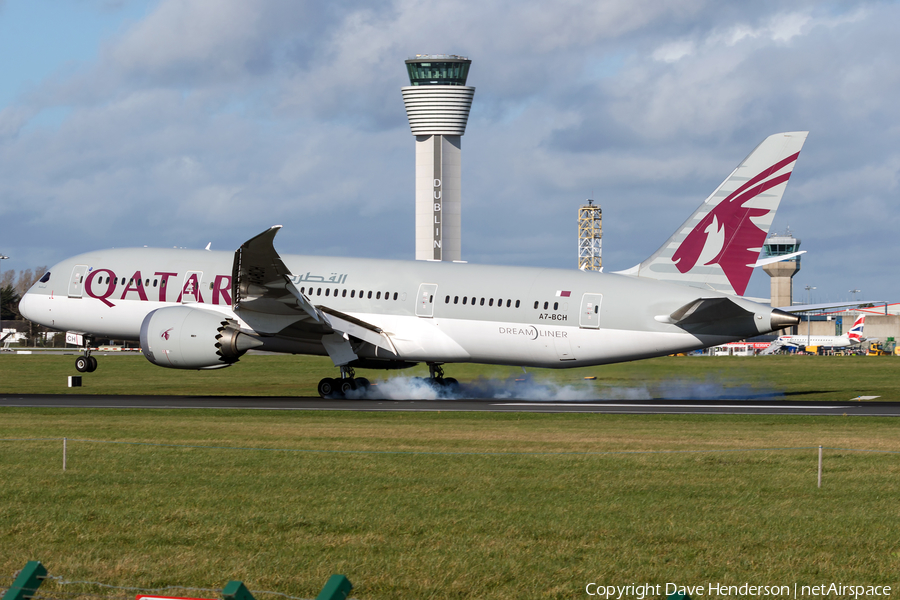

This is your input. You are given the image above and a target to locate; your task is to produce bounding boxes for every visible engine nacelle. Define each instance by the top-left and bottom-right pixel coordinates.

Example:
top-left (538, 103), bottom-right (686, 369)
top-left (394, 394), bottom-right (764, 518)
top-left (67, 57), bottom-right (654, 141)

top-left (140, 305), bottom-right (262, 369)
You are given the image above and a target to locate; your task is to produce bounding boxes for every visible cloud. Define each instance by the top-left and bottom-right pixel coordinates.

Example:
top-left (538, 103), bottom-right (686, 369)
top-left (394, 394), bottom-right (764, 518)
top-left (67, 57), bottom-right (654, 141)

top-left (1, 0), bottom-right (899, 302)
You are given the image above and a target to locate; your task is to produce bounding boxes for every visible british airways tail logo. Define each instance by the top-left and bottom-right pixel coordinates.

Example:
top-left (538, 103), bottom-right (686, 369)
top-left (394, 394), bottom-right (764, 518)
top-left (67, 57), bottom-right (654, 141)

top-left (847, 316), bottom-right (865, 341)
top-left (671, 152), bottom-right (800, 296)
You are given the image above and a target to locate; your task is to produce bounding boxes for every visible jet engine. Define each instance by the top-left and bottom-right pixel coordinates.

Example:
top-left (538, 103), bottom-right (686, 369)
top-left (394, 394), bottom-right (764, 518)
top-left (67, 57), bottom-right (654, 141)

top-left (140, 305), bottom-right (262, 369)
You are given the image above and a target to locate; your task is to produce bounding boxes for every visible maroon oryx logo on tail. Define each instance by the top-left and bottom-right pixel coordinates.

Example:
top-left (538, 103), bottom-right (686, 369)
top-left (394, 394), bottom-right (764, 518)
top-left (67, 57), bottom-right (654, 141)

top-left (671, 152), bottom-right (800, 296)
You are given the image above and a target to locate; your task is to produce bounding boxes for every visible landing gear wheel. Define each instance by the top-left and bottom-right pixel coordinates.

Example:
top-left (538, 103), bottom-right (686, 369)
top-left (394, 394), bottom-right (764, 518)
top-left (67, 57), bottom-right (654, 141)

top-left (339, 379), bottom-right (356, 395)
top-left (75, 356), bottom-right (90, 372)
top-left (318, 378), bottom-right (337, 398)
top-left (355, 377), bottom-right (370, 390)
top-left (87, 356), bottom-right (98, 372)
top-left (443, 377), bottom-right (459, 392)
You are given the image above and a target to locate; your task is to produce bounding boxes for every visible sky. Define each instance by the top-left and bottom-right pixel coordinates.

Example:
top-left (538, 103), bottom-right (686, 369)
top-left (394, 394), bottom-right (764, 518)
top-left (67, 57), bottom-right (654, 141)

top-left (0, 0), bottom-right (898, 304)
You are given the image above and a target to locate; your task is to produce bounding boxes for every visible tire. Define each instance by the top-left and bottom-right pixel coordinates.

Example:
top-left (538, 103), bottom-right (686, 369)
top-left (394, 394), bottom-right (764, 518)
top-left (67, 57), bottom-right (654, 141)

top-left (87, 356), bottom-right (98, 372)
top-left (75, 356), bottom-right (90, 372)
top-left (355, 377), bottom-right (371, 390)
top-left (318, 377), bottom-right (336, 398)
top-left (339, 379), bottom-right (356, 395)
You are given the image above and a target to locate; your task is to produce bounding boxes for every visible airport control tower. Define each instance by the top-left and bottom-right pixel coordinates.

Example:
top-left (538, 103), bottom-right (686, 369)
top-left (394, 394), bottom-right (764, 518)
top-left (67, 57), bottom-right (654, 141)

top-left (762, 228), bottom-right (801, 310)
top-left (402, 55), bottom-right (475, 261)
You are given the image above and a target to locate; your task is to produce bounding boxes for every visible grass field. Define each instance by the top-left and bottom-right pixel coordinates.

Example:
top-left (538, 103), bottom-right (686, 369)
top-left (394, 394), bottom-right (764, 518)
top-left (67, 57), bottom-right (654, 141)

top-left (1, 409), bottom-right (899, 599)
top-left (1, 353), bottom-right (899, 401)
top-left (1, 355), bottom-right (899, 598)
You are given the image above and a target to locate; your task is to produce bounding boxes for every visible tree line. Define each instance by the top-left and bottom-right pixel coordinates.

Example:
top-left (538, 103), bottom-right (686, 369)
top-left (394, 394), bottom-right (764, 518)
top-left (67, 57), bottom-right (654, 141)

top-left (1, 267), bottom-right (47, 321)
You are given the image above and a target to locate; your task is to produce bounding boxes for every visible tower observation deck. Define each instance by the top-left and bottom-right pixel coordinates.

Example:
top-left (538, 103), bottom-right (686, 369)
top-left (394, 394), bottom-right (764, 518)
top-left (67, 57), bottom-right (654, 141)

top-left (402, 55), bottom-right (475, 261)
top-left (762, 229), bottom-right (801, 332)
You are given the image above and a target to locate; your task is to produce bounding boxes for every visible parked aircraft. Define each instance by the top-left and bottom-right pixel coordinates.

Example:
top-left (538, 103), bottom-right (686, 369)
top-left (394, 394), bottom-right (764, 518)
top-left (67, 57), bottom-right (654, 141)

top-left (764, 315), bottom-right (867, 353)
top-left (19, 132), bottom-right (807, 397)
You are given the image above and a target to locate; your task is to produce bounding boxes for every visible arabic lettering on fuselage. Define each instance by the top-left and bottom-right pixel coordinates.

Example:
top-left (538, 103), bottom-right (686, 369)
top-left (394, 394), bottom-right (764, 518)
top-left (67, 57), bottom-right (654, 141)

top-left (79, 267), bottom-right (232, 308)
top-left (290, 273), bottom-right (348, 285)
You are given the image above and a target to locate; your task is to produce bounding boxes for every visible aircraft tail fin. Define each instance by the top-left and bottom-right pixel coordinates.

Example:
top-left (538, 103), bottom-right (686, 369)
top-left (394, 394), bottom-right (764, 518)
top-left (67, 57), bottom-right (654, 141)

top-left (619, 131), bottom-right (808, 296)
top-left (846, 315), bottom-right (866, 342)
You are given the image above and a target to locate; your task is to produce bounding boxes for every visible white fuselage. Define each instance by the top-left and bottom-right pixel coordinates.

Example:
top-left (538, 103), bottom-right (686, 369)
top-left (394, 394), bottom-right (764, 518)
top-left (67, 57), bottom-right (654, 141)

top-left (777, 334), bottom-right (858, 349)
top-left (20, 247), bottom-right (779, 369)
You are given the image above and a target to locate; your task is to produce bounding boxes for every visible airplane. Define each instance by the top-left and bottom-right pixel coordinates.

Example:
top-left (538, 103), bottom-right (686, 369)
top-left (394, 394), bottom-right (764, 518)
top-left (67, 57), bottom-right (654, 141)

top-left (19, 131), bottom-right (807, 397)
top-left (764, 315), bottom-right (867, 353)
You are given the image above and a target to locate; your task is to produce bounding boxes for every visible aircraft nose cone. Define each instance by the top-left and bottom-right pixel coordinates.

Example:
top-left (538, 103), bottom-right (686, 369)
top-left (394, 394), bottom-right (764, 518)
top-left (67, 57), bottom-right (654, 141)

top-left (770, 309), bottom-right (800, 330)
top-left (17, 292), bottom-right (37, 322)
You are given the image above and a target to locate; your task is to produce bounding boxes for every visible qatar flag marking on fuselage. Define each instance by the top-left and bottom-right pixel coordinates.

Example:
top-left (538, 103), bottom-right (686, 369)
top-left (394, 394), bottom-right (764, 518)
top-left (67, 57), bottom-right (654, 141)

top-left (556, 290), bottom-right (571, 297)
top-left (671, 151), bottom-right (800, 296)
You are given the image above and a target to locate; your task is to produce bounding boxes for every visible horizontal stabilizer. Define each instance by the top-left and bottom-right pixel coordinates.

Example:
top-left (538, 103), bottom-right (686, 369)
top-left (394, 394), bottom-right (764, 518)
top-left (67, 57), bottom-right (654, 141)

top-left (777, 301), bottom-right (887, 314)
top-left (748, 250), bottom-right (806, 268)
top-left (657, 297), bottom-right (752, 326)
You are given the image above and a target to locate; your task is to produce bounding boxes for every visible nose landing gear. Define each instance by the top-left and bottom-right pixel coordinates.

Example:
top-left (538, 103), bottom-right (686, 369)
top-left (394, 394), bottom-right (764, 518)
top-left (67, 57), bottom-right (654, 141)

top-left (74, 337), bottom-right (97, 373)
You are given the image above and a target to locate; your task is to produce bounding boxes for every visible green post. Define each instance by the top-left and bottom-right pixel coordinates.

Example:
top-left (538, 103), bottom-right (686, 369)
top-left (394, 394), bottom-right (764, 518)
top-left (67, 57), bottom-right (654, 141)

top-left (316, 575), bottom-right (352, 600)
top-left (2, 561), bottom-right (47, 600)
top-left (222, 581), bottom-right (255, 600)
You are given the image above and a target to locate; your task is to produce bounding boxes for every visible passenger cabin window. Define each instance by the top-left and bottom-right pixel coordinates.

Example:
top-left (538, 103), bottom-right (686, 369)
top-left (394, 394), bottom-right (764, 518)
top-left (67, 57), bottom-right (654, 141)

top-left (367, 291), bottom-right (372, 299)
top-left (515, 300), bottom-right (520, 308)
top-left (445, 295), bottom-right (450, 303)
top-left (395, 292), bottom-right (400, 301)
top-left (342, 289), bottom-right (347, 297)
top-left (553, 302), bottom-right (558, 310)
top-left (454, 296), bottom-right (459, 304)
top-left (351, 290), bottom-right (356, 298)
top-left (543, 301), bottom-right (549, 310)
top-left (534, 301), bottom-right (539, 309)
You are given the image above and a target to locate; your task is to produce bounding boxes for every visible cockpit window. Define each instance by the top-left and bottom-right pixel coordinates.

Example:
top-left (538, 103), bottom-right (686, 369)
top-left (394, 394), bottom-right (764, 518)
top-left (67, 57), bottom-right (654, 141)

top-left (39, 272), bottom-right (51, 283)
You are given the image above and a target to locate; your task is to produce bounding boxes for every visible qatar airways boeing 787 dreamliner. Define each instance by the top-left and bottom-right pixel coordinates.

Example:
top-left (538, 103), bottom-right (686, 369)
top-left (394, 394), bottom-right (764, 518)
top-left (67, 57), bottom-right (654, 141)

top-left (20, 132), bottom-right (808, 397)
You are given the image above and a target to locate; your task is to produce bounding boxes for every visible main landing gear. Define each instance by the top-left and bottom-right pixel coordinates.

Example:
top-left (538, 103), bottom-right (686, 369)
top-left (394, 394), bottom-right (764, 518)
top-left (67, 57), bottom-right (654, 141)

top-left (425, 363), bottom-right (459, 392)
top-left (316, 363), bottom-right (460, 399)
top-left (74, 337), bottom-right (97, 373)
top-left (317, 366), bottom-right (370, 398)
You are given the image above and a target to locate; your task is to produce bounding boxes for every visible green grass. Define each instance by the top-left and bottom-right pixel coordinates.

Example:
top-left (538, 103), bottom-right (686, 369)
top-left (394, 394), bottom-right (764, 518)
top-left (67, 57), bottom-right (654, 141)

top-left (2, 353), bottom-right (900, 401)
top-left (1, 409), bottom-right (899, 599)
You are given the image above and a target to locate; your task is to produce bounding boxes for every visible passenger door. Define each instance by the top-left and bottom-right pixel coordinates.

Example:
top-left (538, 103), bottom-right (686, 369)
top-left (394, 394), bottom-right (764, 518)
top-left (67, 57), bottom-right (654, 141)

top-left (415, 283), bottom-right (438, 317)
top-left (579, 293), bottom-right (602, 328)
top-left (68, 265), bottom-right (89, 298)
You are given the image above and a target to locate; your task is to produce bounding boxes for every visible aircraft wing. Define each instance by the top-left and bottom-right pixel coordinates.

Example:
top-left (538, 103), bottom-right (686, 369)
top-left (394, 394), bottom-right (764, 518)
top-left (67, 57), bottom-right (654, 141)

top-left (232, 226), bottom-right (397, 364)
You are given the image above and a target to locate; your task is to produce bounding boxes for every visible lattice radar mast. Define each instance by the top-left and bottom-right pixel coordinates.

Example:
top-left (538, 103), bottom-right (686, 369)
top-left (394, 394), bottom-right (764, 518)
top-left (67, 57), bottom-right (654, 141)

top-left (578, 199), bottom-right (602, 271)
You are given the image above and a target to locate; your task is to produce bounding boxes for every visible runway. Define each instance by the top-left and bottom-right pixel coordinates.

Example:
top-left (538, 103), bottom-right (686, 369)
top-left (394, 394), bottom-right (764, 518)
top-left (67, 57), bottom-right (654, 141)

top-left (2, 394), bottom-right (899, 416)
